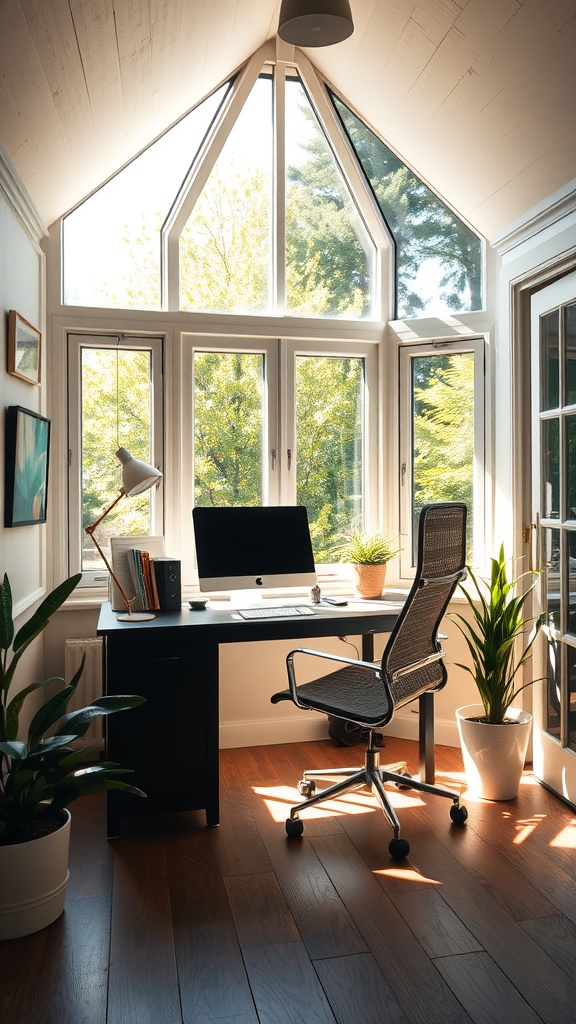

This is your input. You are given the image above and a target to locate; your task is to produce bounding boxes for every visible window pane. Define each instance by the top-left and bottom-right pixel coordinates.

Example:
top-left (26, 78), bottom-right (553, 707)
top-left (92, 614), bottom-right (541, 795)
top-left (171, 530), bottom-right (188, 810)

top-left (63, 85), bottom-right (229, 310)
top-left (565, 303), bottom-right (576, 407)
top-left (331, 93), bottom-right (483, 320)
top-left (180, 77), bottom-right (273, 314)
top-left (81, 348), bottom-right (154, 571)
top-left (285, 78), bottom-right (374, 319)
top-left (193, 352), bottom-right (265, 505)
top-left (411, 352), bottom-right (474, 560)
top-left (567, 415), bottom-right (576, 519)
top-left (295, 355), bottom-right (364, 561)
top-left (542, 418), bottom-right (560, 519)
top-left (541, 310), bottom-right (560, 411)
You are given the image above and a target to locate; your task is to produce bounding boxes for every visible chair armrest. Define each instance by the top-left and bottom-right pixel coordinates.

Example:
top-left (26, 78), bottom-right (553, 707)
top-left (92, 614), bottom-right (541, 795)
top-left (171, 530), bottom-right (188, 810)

top-left (286, 647), bottom-right (379, 707)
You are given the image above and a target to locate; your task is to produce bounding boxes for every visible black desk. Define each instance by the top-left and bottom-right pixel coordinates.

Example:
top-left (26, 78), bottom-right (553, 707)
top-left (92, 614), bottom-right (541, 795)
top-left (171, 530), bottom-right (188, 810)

top-left (97, 599), bottom-right (404, 837)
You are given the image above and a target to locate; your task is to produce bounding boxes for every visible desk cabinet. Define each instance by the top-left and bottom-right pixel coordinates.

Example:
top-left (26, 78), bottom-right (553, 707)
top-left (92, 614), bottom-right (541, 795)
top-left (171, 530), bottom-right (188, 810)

top-left (104, 637), bottom-right (219, 837)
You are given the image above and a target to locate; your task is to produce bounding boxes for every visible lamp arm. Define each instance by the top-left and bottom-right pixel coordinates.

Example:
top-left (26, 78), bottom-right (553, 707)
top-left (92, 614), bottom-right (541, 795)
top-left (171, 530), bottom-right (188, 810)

top-left (87, 490), bottom-right (125, 532)
top-left (85, 491), bottom-right (136, 615)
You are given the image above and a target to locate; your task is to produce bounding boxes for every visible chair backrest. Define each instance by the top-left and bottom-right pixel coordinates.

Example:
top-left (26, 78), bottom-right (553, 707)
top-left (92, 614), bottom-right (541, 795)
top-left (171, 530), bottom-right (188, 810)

top-left (381, 502), bottom-right (467, 709)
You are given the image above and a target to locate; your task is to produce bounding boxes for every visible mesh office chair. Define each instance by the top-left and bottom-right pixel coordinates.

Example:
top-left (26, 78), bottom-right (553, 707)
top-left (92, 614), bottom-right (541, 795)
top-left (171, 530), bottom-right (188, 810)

top-left (271, 502), bottom-right (469, 860)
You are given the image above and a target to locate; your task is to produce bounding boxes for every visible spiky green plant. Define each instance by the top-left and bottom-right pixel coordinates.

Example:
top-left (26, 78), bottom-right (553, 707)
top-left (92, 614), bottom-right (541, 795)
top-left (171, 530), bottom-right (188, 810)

top-left (451, 545), bottom-right (544, 724)
top-left (334, 530), bottom-right (401, 565)
top-left (0, 573), bottom-right (146, 844)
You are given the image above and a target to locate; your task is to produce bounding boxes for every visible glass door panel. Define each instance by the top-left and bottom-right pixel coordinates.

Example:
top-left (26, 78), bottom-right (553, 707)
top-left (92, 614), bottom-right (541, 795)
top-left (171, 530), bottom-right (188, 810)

top-left (532, 276), bottom-right (576, 801)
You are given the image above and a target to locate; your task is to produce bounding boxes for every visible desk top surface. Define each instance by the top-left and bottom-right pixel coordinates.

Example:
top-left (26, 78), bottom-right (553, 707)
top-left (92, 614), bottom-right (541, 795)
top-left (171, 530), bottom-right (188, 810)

top-left (97, 598), bottom-right (402, 645)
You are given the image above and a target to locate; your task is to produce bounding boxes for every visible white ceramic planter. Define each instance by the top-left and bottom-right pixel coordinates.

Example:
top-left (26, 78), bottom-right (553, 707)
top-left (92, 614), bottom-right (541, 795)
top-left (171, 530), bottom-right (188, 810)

top-left (0, 809), bottom-right (71, 941)
top-left (456, 704), bottom-right (532, 801)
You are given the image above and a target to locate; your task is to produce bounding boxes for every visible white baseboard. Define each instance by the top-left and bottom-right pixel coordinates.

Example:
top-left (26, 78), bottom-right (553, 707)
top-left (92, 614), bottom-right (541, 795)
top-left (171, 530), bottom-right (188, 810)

top-left (219, 709), bottom-right (461, 750)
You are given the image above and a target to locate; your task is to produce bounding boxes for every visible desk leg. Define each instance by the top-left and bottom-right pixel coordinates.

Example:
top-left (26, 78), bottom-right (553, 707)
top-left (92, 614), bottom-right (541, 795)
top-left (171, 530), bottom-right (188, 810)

top-left (361, 632), bottom-right (375, 662)
top-left (419, 692), bottom-right (435, 783)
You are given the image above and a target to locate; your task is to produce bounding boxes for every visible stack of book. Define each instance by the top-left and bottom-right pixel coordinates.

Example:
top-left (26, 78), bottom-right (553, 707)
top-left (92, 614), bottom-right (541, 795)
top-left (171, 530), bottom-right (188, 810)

top-left (109, 536), bottom-right (181, 612)
top-left (127, 551), bottom-right (180, 611)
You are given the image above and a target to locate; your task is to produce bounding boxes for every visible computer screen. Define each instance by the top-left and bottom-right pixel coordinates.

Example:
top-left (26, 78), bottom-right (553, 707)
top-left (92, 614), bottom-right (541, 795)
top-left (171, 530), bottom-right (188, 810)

top-left (193, 505), bottom-right (317, 594)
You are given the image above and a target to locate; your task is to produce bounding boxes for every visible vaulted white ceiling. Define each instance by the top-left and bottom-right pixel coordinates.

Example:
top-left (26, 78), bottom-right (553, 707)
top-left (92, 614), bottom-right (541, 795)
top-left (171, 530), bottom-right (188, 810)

top-left (0, 0), bottom-right (575, 241)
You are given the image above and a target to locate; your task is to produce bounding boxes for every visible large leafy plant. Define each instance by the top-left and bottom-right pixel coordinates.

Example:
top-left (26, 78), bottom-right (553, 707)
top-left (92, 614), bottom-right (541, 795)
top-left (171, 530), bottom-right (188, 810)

top-left (334, 530), bottom-right (401, 565)
top-left (0, 573), bottom-right (145, 844)
top-left (452, 545), bottom-right (544, 724)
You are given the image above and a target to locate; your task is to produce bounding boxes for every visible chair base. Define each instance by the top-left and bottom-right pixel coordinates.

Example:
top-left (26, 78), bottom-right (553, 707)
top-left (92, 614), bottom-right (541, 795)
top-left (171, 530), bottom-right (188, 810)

top-left (285, 734), bottom-right (467, 859)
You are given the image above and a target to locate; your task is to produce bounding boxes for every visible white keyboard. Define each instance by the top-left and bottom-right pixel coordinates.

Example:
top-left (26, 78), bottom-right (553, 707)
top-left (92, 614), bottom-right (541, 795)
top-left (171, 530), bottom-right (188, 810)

top-left (237, 606), bottom-right (315, 620)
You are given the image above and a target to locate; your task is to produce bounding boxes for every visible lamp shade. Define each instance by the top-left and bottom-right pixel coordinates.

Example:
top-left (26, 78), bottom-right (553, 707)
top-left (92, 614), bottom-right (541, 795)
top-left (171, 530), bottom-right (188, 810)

top-left (116, 447), bottom-right (162, 496)
top-left (278, 0), bottom-right (354, 46)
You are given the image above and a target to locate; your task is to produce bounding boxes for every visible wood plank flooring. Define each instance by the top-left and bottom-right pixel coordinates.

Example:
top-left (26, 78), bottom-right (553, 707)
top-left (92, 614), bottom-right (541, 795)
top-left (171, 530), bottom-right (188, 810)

top-left (2, 734), bottom-right (576, 1024)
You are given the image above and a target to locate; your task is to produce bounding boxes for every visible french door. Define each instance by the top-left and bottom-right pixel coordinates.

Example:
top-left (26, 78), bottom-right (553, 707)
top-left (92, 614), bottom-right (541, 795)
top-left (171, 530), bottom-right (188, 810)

top-left (531, 271), bottom-right (576, 801)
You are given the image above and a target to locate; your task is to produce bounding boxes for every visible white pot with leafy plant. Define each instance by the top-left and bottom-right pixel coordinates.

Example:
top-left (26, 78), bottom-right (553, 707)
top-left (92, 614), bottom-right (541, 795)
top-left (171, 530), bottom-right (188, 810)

top-left (0, 573), bottom-right (146, 940)
top-left (335, 530), bottom-right (401, 599)
top-left (451, 545), bottom-right (543, 800)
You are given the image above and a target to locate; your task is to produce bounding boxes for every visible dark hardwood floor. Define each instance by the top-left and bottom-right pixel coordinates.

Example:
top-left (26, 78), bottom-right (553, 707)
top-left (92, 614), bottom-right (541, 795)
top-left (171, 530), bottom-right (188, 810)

top-left (2, 734), bottom-right (576, 1024)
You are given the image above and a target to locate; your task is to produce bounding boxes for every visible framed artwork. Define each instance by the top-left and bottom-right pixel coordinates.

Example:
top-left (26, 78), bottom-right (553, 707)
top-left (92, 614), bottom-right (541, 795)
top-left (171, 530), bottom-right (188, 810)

top-left (7, 310), bottom-right (41, 385)
top-left (4, 406), bottom-right (50, 527)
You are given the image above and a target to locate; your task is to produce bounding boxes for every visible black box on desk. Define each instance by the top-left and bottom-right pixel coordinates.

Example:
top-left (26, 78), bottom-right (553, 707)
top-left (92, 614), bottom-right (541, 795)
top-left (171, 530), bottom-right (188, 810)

top-left (153, 558), bottom-right (181, 610)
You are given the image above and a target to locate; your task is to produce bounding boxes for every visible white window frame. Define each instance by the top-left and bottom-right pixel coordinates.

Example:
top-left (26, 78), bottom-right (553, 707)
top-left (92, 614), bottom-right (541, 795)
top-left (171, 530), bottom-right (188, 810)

top-left (182, 334), bottom-right (379, 588)
top-left (67, 333), bottom-right (164, 588)
top-left (398, 337), bottom-right (485, 579)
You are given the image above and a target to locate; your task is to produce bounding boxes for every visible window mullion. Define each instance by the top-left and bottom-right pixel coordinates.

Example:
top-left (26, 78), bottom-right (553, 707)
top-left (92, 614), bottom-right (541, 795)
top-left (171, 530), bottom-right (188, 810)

top-left (278, 339), bottom-right (295, 504)
top-left (274, 65), bottom-right (286, 315)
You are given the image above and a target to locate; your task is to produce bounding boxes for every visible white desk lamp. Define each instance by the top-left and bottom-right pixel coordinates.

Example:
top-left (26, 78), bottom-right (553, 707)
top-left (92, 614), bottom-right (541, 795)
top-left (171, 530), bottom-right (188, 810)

top-left (85, 447), bottom-right (162, 621)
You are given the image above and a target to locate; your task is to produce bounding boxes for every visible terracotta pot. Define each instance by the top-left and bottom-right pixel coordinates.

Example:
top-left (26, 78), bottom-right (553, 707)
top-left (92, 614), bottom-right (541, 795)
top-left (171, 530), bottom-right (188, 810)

top-left (0, 809), bottom-right (71, 940)
top-left (353, 563), bottom-right (387, 599)
top-left (456, 704), bottom-right (532, 801)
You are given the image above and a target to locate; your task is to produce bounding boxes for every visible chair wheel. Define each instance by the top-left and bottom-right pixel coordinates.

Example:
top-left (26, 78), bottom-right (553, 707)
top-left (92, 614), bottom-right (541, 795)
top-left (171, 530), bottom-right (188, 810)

top-left (395, 772), bottom-right (413, 790)
top-left (298, 779), bottom-right (316, 798)
top-left (389, 837), bottom-right (410, 860)
top-left (286, 817), bottom-right (304, 837)
top-left (450, 804), bottom-right (468, 824)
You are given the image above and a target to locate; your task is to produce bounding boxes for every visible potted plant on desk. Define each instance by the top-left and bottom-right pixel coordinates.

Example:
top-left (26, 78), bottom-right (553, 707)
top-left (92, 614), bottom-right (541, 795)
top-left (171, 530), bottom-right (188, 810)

top-left (0, 573), bottom-right (146, 940)
top-left (451, 545), bottom-right (544, 800)
top-left (335, 530), bottom-right (401, 599)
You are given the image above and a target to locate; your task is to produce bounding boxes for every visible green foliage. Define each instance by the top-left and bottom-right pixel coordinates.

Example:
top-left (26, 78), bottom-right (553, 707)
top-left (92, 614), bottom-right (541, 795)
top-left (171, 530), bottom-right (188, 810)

top-left (412, 353), bottom-right (475, 557)
top-left (180, 166), bottom-right (271, 314)
top-left (451, 546), bottom-right (544, 724)
top-left (333, 530), bottom-right (401, 565)
top-left (81, 348), bottom-right (154, 537)
top-left (331, 94), bottom-right (482, 318)
top-left (193, 352), bottom-right (264, 507)
top-left (0, 574), bottom-right (146, 844)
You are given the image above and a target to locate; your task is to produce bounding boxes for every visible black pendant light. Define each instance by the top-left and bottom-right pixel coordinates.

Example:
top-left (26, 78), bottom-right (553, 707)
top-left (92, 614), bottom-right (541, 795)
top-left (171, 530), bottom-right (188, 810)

top-left (278, 0), bottom-right (354, 47)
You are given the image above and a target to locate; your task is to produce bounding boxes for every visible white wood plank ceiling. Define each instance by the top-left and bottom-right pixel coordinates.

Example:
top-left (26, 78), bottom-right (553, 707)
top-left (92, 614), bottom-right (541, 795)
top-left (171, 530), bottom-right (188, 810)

top-left (0, 0), bottom-right (574, 240)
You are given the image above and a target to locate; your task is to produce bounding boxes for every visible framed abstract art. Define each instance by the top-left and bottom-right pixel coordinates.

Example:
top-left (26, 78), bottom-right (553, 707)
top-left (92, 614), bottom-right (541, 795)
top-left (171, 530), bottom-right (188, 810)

top-left (4, 406), bottom-right (50, 527)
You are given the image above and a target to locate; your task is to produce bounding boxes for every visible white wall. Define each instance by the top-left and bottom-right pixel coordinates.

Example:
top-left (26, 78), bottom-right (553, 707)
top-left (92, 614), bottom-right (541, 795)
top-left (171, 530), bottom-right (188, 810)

top-left (0, 145), bottom-right (48, 721)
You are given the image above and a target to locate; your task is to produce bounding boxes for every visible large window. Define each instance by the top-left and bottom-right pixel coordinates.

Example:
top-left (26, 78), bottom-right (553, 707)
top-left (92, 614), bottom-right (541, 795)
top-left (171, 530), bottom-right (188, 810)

top-left (61, 46), bottom-right (487, 591)
top-left (61, 47), bottom-right (482, 322)
top-left (399, 339), bottom-right (485, 574)
top-left (188, 338), bottom-right (377, 570)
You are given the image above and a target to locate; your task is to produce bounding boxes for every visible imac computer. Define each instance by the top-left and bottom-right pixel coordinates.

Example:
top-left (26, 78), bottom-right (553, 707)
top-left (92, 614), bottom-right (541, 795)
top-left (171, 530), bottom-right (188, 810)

top-left (192, 505), bottom-right (317, 603)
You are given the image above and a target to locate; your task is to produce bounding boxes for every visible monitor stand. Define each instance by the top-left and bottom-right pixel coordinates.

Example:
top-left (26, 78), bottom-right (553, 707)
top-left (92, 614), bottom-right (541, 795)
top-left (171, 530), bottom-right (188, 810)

top-left (229, 590), bottom-right (266, 608)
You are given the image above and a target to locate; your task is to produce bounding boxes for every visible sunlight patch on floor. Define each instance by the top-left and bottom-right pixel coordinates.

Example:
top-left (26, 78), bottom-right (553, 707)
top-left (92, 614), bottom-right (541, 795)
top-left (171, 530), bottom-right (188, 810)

top-left (550, 820), bottom-right (576, 848)
top-left (374, 866), bottom-right (441, 885)
top-left (254, 783), bottom-right (425, 822)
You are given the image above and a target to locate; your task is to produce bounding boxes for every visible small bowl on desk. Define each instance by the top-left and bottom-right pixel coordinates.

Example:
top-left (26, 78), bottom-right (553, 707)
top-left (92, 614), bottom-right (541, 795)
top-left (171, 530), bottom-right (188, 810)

top-left (189, 598), bottom-right (209, 611)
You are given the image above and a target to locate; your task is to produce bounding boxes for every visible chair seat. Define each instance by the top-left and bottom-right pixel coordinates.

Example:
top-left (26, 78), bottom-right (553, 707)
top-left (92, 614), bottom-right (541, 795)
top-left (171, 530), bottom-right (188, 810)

top-left (271, 663), bottom-right (391, 728)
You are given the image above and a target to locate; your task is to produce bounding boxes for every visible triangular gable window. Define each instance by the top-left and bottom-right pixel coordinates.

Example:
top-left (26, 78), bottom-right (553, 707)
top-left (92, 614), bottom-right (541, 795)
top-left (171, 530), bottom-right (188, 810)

top-left (62, 44), bottom-right (482, 321)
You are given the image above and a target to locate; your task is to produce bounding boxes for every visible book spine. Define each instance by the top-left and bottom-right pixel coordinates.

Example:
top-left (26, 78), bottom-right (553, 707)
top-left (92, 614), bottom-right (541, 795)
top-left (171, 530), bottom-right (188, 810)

top-left (129, 550), bottom-right (148, 610)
